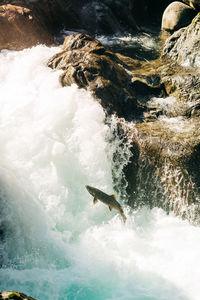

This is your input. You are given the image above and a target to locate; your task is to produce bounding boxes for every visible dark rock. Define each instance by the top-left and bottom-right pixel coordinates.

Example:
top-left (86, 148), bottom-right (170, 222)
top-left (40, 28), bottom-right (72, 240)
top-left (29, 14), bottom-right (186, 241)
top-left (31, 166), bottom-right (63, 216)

top-left (79, 2), bottom-right (122, 35)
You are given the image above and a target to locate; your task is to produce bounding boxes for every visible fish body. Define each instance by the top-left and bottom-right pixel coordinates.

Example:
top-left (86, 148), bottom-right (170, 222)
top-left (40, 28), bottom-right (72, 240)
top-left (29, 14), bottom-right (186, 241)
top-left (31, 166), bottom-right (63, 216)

top-left (86, 185), bottom-right (127, 223)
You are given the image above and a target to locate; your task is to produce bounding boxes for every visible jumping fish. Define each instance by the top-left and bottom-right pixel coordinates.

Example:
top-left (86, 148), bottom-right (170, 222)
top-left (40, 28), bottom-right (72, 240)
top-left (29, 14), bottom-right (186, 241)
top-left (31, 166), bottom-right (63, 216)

top-left (86, 185), bottom-right (127, 223)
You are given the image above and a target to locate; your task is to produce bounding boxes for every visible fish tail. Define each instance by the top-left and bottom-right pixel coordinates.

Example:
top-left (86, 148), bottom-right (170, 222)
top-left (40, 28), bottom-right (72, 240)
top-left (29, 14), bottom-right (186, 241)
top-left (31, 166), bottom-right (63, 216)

top-left (120, 211), bottom-right (127, 223)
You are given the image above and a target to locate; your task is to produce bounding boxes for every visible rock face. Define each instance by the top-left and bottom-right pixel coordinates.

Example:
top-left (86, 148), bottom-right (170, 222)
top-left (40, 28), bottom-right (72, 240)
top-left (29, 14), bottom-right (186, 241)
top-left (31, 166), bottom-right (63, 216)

top-left (161, 1), bottom-right (196, 31)
top-left (0, 4), bottom-right (53, 50)
top-left (47, 33), bottom-right (164, 120)
top-left (0, 291), bottom-right (38, 300)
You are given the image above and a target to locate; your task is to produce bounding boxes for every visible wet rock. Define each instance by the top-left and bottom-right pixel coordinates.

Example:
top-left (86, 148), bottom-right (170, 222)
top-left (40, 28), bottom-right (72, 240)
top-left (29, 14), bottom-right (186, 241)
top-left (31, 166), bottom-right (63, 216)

top-left (0, 291), bottom-right (38, 300)
top-left (48, 33), bottom-right (164, 120)
top-left (0, 4), bottom-right (53, 50)
top-left (161, 1), bottom-right (196, 32)
top-left (128, 116), bottom-right (200, 220)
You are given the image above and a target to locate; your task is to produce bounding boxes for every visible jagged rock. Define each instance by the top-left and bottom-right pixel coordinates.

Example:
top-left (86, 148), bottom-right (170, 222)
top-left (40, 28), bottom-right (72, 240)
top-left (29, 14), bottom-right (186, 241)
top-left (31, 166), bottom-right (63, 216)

top-left (0, 4), bottom-right (53, 50)
top-left (47, 33), bottom-right (164, 120)
top-left (161, 1), bottom-right (196, 31)
top-left (0, 291), bottom-right (38, 300)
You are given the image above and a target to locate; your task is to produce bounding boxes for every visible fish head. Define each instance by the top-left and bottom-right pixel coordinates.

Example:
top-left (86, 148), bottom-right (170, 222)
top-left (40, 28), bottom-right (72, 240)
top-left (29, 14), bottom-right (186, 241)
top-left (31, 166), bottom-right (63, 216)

top-left (86, 185), bottom-right (96, 197)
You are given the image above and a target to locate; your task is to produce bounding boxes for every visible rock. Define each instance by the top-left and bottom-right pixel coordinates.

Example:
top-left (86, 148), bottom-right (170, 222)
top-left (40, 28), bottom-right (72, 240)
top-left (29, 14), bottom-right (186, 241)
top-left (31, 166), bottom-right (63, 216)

top-left (76, 0), bottom-right (139, 35)
top-left (0, 291), bottom-right (38, 300)
top-left (127, 115), bottom-right (200, 220)
top-left (0, 4), bottom-right (53, 51)
top-left (161, 1), bottom-right (196, 31)
top-left (47, 33), bottom-right (165, 120)
top-left (79, 1), bottom-right (121, 35)
top-left (182, 0), bottom-right (200, 10)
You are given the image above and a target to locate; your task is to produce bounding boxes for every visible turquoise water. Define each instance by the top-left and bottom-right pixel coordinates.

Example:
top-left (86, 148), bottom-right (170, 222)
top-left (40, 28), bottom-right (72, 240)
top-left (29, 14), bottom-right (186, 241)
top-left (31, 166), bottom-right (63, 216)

top-left (0, 46), bottom-right (200, 300)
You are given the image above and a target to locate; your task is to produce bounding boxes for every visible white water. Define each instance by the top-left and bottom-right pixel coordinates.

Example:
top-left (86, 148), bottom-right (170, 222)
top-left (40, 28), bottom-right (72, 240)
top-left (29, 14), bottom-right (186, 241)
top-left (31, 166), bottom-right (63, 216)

top-left (0, 46), bottom-right (200, 300)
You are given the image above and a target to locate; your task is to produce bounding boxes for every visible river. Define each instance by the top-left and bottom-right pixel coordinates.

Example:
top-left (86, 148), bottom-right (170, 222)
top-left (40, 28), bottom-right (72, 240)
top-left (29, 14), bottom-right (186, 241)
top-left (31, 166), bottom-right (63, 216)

top-left (0, 41), bottom-right (200, 300)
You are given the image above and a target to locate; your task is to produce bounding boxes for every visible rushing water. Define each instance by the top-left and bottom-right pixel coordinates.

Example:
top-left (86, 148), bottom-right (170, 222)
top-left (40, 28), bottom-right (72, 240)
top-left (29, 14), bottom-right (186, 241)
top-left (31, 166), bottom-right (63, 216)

top-left (0, 45), bottom-right (200, 300)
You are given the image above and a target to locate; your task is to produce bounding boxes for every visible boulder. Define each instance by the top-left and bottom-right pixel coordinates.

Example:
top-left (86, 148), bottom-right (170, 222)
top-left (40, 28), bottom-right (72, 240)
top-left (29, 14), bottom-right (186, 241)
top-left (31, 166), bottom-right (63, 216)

top-left (0, 291), bottom-right (38, 300)
top-left (47, 33), bottom-right (164, 120)
top-left (0, 4), bottom-right (53, 51)
top-left (161, 1), bottom-right (196, 31)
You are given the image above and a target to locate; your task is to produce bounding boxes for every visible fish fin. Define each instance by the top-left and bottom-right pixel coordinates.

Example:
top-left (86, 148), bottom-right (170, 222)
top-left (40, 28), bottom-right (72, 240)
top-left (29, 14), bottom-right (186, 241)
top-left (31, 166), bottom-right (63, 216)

top-left (93, 198), bottom-right (98, 205)
top-left (110, 194), bottom-right (117, 200)
top-left (109, 205), bottom-right (112, 211)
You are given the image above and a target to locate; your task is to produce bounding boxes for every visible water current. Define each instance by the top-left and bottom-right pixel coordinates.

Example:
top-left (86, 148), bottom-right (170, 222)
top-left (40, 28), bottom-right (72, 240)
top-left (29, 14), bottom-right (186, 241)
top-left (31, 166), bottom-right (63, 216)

top-left (0, 42), bottom-right (200, 300)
